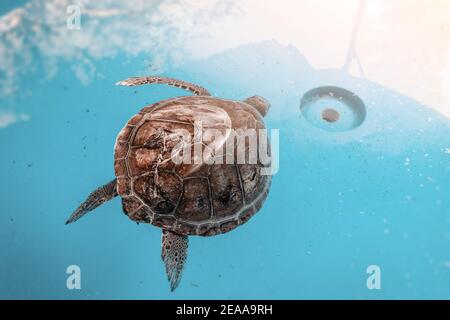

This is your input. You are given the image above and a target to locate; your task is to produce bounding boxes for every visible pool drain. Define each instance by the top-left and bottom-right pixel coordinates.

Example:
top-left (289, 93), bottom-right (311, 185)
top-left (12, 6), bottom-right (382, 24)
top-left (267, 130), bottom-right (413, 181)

top-left (300, 86), bottom-right (366, 132)
top-left (321, 108), bottom-right (340, 123)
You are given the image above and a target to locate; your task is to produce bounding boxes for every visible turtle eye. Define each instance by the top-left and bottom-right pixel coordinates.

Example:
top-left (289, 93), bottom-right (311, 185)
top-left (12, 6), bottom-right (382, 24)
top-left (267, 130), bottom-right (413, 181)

top-left (300, 86), bottom-right (366, 132)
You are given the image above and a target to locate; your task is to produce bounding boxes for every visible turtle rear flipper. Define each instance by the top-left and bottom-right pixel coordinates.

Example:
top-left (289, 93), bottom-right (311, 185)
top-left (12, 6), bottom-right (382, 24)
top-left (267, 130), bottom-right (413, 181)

top-left (66, 179), bottom-right (118, 224)
top-left (161, 229), bottom-right (188, 291)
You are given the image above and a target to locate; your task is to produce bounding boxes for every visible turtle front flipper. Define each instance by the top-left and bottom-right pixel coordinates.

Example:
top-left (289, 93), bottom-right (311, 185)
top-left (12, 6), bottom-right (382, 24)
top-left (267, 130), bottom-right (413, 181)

top-left (66, 179), bottom-right (118, 225)
top-left (161, 229), bottom-right (188, 291)
top-left (116, 76), bottom-right (211, 96)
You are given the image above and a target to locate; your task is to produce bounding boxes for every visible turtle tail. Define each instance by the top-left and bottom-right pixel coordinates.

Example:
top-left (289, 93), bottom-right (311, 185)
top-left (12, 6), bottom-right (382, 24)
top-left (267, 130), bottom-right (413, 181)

top-left (116, 76), bottom-right (211, 96)
top-left (66, 179), bottom-right (118, 225)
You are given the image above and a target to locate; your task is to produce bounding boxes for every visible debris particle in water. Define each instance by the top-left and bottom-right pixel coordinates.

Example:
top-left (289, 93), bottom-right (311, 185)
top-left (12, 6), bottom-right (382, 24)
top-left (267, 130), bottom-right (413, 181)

top-left (26, 163), bottom-right (33, 168)
top-left (191, 283), bottom-right (199, 287)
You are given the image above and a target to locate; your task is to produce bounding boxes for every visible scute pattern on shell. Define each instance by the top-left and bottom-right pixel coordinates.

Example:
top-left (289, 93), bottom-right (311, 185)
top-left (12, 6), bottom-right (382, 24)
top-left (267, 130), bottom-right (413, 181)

top-left (114, 96), bottom-right (271, 236)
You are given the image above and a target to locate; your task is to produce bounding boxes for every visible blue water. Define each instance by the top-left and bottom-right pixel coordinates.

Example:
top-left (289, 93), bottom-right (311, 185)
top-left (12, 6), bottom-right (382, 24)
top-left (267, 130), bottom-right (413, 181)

top-left (1, 1), bottom-right (450, 299)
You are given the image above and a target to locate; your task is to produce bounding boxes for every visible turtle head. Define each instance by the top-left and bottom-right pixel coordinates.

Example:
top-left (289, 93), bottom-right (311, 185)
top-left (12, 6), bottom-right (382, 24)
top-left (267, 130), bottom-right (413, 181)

top-left (243, 95), bottom-right (270, 117)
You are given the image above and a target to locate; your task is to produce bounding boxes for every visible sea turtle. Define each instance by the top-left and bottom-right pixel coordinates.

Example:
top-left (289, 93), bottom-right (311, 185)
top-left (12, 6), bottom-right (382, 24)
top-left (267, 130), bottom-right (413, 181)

top-left (66, 76), bottom-right (272, 291)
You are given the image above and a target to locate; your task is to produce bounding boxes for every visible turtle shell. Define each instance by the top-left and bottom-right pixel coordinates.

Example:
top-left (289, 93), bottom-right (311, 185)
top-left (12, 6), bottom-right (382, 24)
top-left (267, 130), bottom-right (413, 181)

top-left (114, 96), bottom-right (271, 236)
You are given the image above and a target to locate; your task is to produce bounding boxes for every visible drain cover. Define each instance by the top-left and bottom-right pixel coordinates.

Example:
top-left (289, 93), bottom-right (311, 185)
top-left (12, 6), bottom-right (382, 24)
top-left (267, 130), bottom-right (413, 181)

top-left (300, 86), bottom-right (366, 132)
